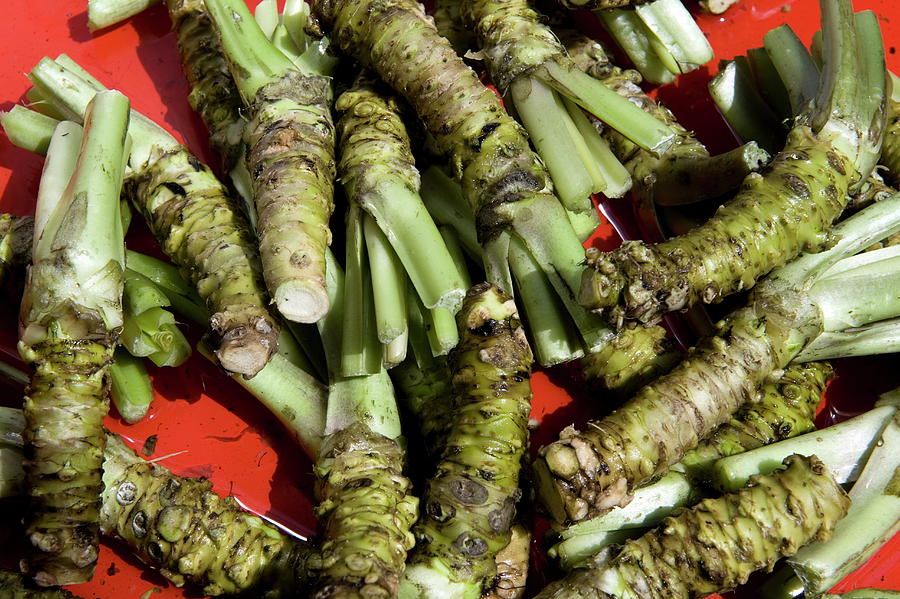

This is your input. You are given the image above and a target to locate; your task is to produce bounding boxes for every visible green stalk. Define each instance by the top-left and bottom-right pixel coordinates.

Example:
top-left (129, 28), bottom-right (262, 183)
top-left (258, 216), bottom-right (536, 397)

top-left (786, 390), bottom-right (900, 595)
top-left (535, 456), bottom-right (850, 599)
top-left (581, 1), bottom-right (886, 326)
top-left (340, 205), bottom-right (382, 377)
top-left (795, 318), bottom-right (900, 362)
top-left (363, 212), bottom-right (408, 348)
top-left (25, 58), bottom-right (280, 377)
top-left (109, 348), bottom-right (155, 424)
top-left (508, 235), bottom-right (584, 366)
top-left (124, 250), bottom-right (208, 326)
top-left (400, 284), bottom-right (533, 599)
top-left (254, 0), bottom-right (279, 40)
top-left (19, 91), bottom-right (130, 586)
top-left (197, 341), bottom-right (327, 459)
top-left (335, 74), bottom-right (466, 312)
top-left (634, 0), bottom-right (714, 74)
top-left (562, 97), bottom-right (632, 199)
top-left (708, 59), bottom-right (786, 153)
top-left (33, 121), bottom-right (82, 244)
top-left (282, 0), bottom-right (310, 51)
top-left (419, 166), bottom-right (482, 262)
top-left (509, 76), bottom-right (596, 212)
top-left (120, 268), bottom-right (191, 367)
top-left (0, 106), bottom-right (58, 155)
top-left (87, 0), bottom-right (160, 29)
top-left (763, 25), bottom-right (820, 118)
top-left (746, 46), bottom-right (793, 121)
top-left (596, 9), bottom-right (674, 85)
top-left (809, 251), bottom-right (900, 331)
top-left (206, 0), bottom-right (337, 324)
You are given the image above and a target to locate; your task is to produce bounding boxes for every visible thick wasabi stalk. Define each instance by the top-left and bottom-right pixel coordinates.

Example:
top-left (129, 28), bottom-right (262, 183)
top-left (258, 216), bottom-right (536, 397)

top-left (206, 0), bottom-right (336, 325)
top-left (109, 348), bottom-right (155, 424)
top-left (120, 268), bottom-right (191, 367)
top-left (577, 324), bottom-right (680, 402)
top-left (536, 191), bottom-right (900, 524)
top-left (561, 30), bottom-right (768, 206)
top-left (335, 72), bottom-right (465, 313)
top-left (311, 423), bottom-right (418, 599)
top-left (23, 59), bottom-right (280, 377)
top-left (164, 0), bottom-right (245, 168)
top-left (87, 0), bottom-right (159, 29)
top-left (535, 455), bottom-right (850, 599)
top-left (18, 92), bottom-right (130, 586)
top-left (0, 214), bottom-right (33, 286)
top-left (400, 283), bottom-right (533, 599)
top-left (581, 2), bottom-right (887, 326)
top-left (313, 0), bottom-right (611, 356)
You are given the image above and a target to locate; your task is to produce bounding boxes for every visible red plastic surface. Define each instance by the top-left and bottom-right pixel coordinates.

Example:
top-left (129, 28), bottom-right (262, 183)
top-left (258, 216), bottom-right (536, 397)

top-left (0, 1), bottom-right (898, 598)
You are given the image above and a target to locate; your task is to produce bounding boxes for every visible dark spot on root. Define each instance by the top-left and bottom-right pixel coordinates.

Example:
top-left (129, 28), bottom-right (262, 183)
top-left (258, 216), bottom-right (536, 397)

top-left (473, 122), bottom-right (500, 151)
top-left (426, 500), bottom-right (456, 523)
top-left (162, 182), bottom-right (187, 196)
top-left (450, 478), bottom-right (489, 505)
top-left (782, 173), bottom-right (811, 200)
top-left (826, 151), bottom-right (846, 176)
top-left (454, 533), bottom-right (488, 557)
top-left (187, 155), bottom-right (205, 172)
top-left (471, 318), bottom-right (501, 337)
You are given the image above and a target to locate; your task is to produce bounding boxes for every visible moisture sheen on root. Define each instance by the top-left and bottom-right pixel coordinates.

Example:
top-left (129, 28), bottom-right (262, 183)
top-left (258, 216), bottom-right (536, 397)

top-left (128, 145), bottom-right (279, 377)
top-left (100, 435), bottom-right (313, 597)
top-left (312, 422), bottom-right (418, 599)
top-left (19, 339), bottom-right (113, 587)
top-left (535, 455), bottom-right (850, 599)
top-left (581, 126), bottom-right (854, 327)
top-left (408, 282), bottom-right (534, 590)
top-left (245, 71), bottom-right (336, 324)
top-left (535, 283), bottom-right (822, 524)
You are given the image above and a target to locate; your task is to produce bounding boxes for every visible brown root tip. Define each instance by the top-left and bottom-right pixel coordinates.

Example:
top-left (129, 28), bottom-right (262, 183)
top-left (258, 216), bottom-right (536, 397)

top-left (274, 281), bottom-right (331, 324)
top-left (214, 317), bottom-right (279, 377)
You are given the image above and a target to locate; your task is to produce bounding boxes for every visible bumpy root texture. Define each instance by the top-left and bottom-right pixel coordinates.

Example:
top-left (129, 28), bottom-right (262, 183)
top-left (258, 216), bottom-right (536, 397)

top-left (535, 283), bottom-right (822, 524)
top-left (19, 339), bottom-right (113, 586)
top-left (128, 146), bottom-right (278, 377)
top-left (100, 434), bottom-right (313, 597)
top-left (165, 0), bottom-right (245, 169)
top-left (881, 97), bottom-right (900, 188)
top-left (311, 422), bottom-right (418, 599)
top-left (535, 455), bottom-right (850, 599)
top-left (245, 71), bottom-right (336, 324)
top-left (409, 283), bottom-right (533, 589)
top-left (581, 126), bottom-right (854, 327)
top-left (680, 361), bottom-right (831, 478)
top-left (578, 324), bottom-right (680, 403)
top-left (313, 0), bottom-right (561, 247)
top-left (460, 0), bottom-right (564, 90)
top-left (0, 214), bottom-right (34, 284)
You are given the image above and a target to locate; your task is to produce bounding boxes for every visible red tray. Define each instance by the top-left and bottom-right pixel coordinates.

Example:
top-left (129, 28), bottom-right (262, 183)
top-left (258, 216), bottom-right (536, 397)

top-left (0, 1), bottom-right (898, 598)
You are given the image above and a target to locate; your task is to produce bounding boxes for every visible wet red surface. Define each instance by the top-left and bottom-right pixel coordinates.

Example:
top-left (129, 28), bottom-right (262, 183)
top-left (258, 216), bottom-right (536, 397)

top-left (0, 1), bottom-right (898, 598)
